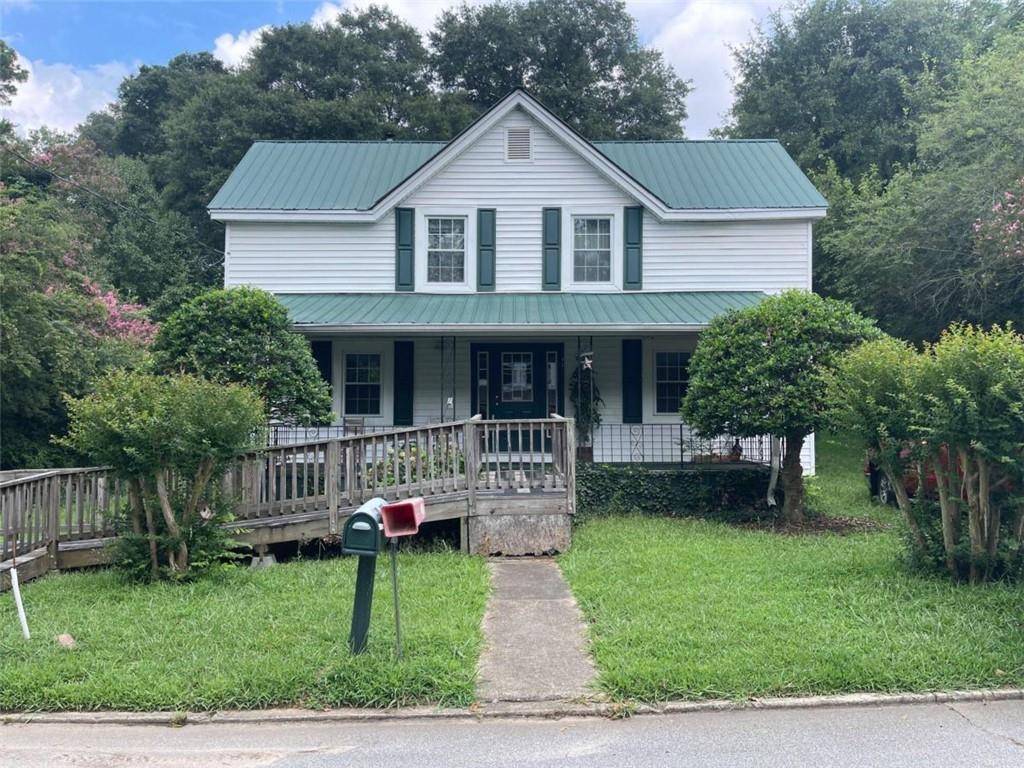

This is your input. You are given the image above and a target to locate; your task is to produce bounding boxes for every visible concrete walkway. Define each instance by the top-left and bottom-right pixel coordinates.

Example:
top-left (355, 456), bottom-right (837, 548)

top-left (476, 558), bottom-right (596, 703)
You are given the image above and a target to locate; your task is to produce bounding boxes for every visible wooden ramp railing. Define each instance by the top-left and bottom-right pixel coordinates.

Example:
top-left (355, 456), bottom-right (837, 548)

top-left (226, 417), bottom-right (574, 534)
top-left (2, 417), bottom-right (574, 585)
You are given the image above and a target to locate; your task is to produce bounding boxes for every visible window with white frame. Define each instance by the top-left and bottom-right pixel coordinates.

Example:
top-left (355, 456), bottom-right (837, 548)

top-left (572, 216), bottom-right (612, 282)
top-left (655, 352), bottom-right (690, 414)
top-left (427, 217), bottom-right (466, 283)
top-left (344, 353), bottom-right (381, 415)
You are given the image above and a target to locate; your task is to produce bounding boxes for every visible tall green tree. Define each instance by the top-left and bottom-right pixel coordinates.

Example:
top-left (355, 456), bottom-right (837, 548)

top-left (725, 0), bottom-right (1009, 179)
top-left (824, 31), bottom-right (1024, 339)
top-left (430, 0), bottom-right (690, 139)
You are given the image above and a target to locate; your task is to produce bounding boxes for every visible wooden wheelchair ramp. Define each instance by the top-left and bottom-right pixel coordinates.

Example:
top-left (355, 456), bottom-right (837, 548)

top-left (2, 418), bottom-right (576, 589)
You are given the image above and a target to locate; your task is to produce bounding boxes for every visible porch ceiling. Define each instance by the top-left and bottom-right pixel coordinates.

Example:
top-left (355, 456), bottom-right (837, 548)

top-left (276, 291), bottom-right (767, 333)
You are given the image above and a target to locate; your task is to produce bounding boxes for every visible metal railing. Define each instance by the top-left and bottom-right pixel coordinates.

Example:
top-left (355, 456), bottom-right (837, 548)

top-left (589, 423), bottom-right (775, 466)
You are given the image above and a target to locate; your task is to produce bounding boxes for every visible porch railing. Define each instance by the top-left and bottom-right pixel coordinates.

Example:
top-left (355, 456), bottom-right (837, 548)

top-left (590, 424), bottom-right (774, 466)
top-left (272, 422), bottom-right (775, 467)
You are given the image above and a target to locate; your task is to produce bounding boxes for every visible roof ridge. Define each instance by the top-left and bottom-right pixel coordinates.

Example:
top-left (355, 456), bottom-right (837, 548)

top-left (251, 139), bottom-right (449, 145)
top-left (593, 139), bottom-right (781, 144)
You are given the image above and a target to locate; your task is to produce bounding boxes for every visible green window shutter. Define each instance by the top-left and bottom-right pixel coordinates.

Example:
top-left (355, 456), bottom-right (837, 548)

top-left (477, 208), bottom-right (496, 291)
top-left (622, 339), bottom-right (642, 423)
top-left (623, 206), bottom-right (643, 290)
top-left (542, 207), bottom-right (561, 291)
top-left (393, 341), bottom-right (414, 426)
top-left (395, 207), bottom-right (415, 291)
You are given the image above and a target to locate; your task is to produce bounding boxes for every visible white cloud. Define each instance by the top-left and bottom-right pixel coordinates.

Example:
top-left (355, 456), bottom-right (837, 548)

top-left (647, 1), bottom-right (764, 137)
top-left (311, 1), bottom-right (457, 33)
top-left (212, 25), bottom-right (270, 68)
top-left (2, 52), bottom-right (136, 134)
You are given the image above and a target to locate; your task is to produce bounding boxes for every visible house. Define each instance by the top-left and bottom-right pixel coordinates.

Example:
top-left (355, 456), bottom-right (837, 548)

top-left (208, 89), bottom-right (825, 473)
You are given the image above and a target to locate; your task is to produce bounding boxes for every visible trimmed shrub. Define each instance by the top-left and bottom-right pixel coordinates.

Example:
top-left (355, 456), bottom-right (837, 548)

top-left (576, 463), bottom-right (775, 524)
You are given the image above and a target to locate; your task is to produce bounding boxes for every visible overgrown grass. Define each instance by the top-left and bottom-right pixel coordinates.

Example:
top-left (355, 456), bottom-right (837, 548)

top-left (560, 435), bottom-right (1024, 702)
top-left (0, 550), bottom-right (489, 711)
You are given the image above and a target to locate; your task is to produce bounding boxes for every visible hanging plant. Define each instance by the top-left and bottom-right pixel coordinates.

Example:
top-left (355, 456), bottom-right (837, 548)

top-left (569, 362), bottom-right (604, 447)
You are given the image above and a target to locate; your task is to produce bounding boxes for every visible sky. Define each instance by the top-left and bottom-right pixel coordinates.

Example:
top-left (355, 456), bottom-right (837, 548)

top-left (1, 0), bottom-right (782, 139)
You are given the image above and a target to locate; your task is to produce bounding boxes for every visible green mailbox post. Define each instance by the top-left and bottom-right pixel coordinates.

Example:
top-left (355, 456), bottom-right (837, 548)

top-left (342, 497), bottom-right (386, 654)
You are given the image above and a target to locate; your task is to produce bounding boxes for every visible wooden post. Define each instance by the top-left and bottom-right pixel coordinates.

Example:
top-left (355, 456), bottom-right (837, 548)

top-left (464, 419), bottom-right (479, 519)
top-left (327, 440), bottom-right (340, 535)
top-left (47, 475), bottom-right (60, 571)
top-left (565, 418), bottom-right (577, 516)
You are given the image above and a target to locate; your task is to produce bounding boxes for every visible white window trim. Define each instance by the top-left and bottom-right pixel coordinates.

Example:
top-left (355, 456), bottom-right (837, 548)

top-left (562, 207), bottom-right (622, 292)
top-left (336, 341), bottom-right (392, 423)
top-left (503, 126), bottom-right (534, 163)
top-left (415, 207), bottom-right (477, 293)
top-left (644, 337), bottom-right (698, 423)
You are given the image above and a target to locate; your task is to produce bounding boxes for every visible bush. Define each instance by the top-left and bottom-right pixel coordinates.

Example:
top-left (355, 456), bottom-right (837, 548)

top-left (829, 324), bottom-right (1024, 583)
top-left (151, 286), bottom-right (332, 425)
top-left (60, 370), bottom-right (266, 580)
top-left (576, 463), bottom-right (775, 524)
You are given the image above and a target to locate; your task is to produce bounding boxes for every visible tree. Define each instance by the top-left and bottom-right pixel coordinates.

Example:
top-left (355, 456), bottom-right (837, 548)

top-left (0, 185), bottom-right (152, 469)
top-left (823, 31), bottom-right (1024, 339)
top-left (915, 324), bottom-right (1024, 583)
top-left (430, 0), bottom-right (690, 139)
top-left (151, 287), bottom-right (332, 425)
top-left (725, 0), bottom-right (1010, 179)
top-left (827, 336), bottom-right (930, 554)
top-left (830, 325), bottom-right (1024, 583)
top-left (681, 291), bottom-right (878, 524)
top-left (0, 40), bottom-right (27, 106)
top-left (112, 52), bottom-right (227, 159)
top-left (61, 371), bottom-right (265, 578)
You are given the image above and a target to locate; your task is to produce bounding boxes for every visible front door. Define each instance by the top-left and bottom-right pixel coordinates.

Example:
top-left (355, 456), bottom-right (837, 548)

top-left (471, 343), bottom-right (563, 450)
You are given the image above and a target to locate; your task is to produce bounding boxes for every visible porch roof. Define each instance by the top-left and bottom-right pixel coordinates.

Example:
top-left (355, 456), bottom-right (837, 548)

top-left (277, 291), bottom-right (767, 334)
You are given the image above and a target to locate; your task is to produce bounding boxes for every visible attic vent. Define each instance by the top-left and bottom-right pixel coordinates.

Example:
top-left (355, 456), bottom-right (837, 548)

top-left (505, 127), bottom-right (532, 160)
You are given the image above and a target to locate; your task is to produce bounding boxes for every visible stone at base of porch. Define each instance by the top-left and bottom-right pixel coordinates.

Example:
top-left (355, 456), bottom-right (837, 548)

top-left (468, 496), bottom-right (571, 556)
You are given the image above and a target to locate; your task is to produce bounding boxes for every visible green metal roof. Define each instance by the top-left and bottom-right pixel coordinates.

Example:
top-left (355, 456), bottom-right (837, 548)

top-left (592, 141), bottom-right (827, 210)
top-left (209, 138), bottom-right (824, 212)
top-left (277, 291), bottom-right (766, 332)
top-left (208, 141), bottom-right (446, 211)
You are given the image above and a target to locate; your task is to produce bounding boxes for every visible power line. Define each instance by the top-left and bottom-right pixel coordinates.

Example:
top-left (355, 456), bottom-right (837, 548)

top-left (1, 145), bottom-right (225, 264)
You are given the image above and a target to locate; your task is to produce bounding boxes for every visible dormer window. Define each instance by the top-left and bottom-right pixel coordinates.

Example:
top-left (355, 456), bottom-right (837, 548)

top-left (505, 126), bottom-right (532, 161)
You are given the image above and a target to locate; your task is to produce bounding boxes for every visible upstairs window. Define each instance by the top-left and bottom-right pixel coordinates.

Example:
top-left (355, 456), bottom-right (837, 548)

top-left (344, 353), bottom-right (381, 415)
top-left (573, 216), bottom-right (612, 282)
top-left (427, 217), bottom-right (466, 283)
top-left (655, 352), bottom-right (690, 414)
top-left (505, 126), bottom-right (532, 160)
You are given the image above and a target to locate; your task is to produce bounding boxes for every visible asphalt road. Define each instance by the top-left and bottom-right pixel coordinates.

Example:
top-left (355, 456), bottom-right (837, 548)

top-left (2, 701), bottom-right (1023, 768)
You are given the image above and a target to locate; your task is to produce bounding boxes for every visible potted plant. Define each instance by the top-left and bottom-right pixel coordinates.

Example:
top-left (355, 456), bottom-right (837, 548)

top-left (569, 361), bottom-right (603, 462)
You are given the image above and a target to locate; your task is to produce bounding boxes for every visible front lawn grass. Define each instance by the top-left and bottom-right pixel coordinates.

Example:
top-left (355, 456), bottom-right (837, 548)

top-left (560, 435), bottom-right (1024, 702)
top-left (0, 550), bottom-right (489, 711)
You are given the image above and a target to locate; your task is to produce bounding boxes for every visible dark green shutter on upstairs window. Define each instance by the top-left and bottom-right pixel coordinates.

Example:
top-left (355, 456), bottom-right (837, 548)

top-left (477, 208), bottom-right (496, 291)
top-left (622, 339), bottom-right (642, 423)
top-left (395, 208), bottom-right (415, 291)
top-left (624, 206), bottom-right (643, 290)
top-left (393, 341), bottom-right (414, 426)
top-left (542, 207), bottom-right (561, 290)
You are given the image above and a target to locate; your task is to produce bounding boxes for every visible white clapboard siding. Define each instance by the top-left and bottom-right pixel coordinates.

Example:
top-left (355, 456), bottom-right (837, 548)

top-left (225, 220), bottom-right (396, 292)
top-left (225, 109), bottom-right (812, 294)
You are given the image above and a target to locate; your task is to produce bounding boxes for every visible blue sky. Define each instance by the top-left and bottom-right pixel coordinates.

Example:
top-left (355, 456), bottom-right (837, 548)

top-left (1, 1), bottom-right (780, 138)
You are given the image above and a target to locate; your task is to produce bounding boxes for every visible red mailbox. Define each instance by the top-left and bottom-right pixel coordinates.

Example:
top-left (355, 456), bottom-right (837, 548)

top-left (381, 497), bottom-right (426, 538)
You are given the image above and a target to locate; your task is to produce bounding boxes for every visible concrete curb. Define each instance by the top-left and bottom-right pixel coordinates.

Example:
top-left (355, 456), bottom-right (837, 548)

top-left (4, 688), bottom-right (1023, 727)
